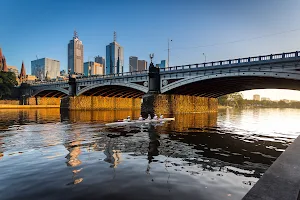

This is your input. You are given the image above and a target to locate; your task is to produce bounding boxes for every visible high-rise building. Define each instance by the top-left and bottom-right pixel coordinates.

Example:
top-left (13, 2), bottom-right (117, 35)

top-left (253, 94), bottom-right (260, 101)
top-left (95, 56), bottom-right (105, 69)
top-left (31, 58), bottom-right (60, 80)
top-left (138, 60), bottom-right (147, 71)
top-left (0, 48), bottom-right (8, 72)
top-left (160, 60), bottom-right (167, 69)
top-left (68, 31), bottom-right (84, 74)
top-left (129, 56), bottom-right (138, 72)
top-left (7, 66), bottom-right (19, 77)
top-left (84, 61), bottom-right (104, 76)
top-left (106, 32), bottom-right (124, 75)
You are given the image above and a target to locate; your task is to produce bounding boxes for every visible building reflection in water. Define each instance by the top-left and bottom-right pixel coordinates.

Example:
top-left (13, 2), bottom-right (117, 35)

top-left (103, 141), bottom-right (122, 168)
top-left (65, 129), bottom-right (83, 185)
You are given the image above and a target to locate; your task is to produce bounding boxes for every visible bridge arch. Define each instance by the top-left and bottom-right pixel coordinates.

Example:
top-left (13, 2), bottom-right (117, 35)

top-left (161, 71), bottom-right (300, 97)
top-left (77, 82), bottom-right (148, 97)
top-left (31, 87), bottom-right (69, 97)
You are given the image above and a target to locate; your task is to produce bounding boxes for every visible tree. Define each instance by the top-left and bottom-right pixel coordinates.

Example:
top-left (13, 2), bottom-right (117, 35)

top-left (228, 92), bottom-right (244, 108)
top-left (0, 72), bottom-right (18, 99)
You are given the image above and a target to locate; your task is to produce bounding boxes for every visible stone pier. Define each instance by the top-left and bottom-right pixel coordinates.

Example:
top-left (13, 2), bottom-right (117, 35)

top-left (60, 96), bottom-right (141, 110)
top-left (141, 94), bottom-right (218, 117)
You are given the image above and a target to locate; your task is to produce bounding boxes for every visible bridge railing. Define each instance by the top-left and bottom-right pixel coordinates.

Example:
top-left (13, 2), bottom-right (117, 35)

top-left (161, 51), bottom-right (300, 72)
top-left (29, 70), bottom-right (149, 85)
top-left (76, 70), bottom-right (149, 81)
top-left (30, 80), bottom-right (68, 85)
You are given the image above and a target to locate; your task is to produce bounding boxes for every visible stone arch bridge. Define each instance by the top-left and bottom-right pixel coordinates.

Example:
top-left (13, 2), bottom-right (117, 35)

top-left (19, 51), bottom-right (300, 114)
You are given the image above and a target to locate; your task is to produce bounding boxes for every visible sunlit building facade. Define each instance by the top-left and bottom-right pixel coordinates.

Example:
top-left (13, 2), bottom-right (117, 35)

top-left (68, 31), bottom-right (84, 74)
top-left (31, 58), bottom-right (60, 80)
top-left (106, 33), bottom-right (124, 75)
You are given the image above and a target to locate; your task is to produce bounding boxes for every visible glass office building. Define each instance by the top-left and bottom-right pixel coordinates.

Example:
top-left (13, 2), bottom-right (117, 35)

top-left (31, 58), bottom-right (60, 80)
top-left (68, 32), bottom-right (84, 74)
top-left (106, 39), bottom-right (124, 75)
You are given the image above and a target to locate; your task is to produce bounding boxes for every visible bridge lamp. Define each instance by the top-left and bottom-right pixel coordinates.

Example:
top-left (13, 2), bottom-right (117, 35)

top-left (203, 53), bottom-right (206, 63)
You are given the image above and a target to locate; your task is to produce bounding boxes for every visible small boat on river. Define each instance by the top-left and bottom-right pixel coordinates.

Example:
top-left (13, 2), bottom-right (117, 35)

top-left (105, 117), bottom-right (175, 127)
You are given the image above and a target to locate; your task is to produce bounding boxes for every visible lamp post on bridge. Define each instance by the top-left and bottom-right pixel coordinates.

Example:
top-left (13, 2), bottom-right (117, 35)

top-left (203, 53), bottom-right (206, 63)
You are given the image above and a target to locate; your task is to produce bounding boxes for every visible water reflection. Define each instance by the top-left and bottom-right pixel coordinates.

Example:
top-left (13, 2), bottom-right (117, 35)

top-left (0, 108), bottom-right (299, 200)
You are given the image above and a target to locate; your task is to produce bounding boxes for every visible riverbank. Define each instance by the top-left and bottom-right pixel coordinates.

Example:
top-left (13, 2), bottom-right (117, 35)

top-left (0, 105), bottom-right (60, 109)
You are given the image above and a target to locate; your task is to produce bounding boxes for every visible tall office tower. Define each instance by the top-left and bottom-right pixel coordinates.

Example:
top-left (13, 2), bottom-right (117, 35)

top-left (138, 60), bottom-right (147, 71)
top-left (95, 56), bottom-right (105, 68)
top-left (84, 61), bottom-right (104, 76)
top-left (129, 56), bottom-right (138, 72)
top-left (160, 60), bottom-right (168, 69)
top-left (106, 32), bottom-right (124, 74)
top-left (68, 31), bottom-right (84, 74)
top-left (31, 58), bottom-right (60, 80)
top-left (0, 48), bottom-right (8, 72)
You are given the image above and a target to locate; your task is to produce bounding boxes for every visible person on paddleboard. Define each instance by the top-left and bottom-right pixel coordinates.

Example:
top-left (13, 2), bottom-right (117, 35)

top-left (138, 115), bottom-right (143, 121)
top-left (123, 116), bottom-right (131, 122)
top-left (147, 114), bottom-right (151, 120)
top-left (153, 114), bottom-right (158, 120)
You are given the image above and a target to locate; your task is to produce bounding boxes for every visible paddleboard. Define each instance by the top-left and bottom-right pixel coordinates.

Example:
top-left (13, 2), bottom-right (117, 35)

top-left (105, 118), bottom-right (175, 127)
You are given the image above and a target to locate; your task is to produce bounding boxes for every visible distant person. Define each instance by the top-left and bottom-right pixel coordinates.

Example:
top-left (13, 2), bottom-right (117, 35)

top-left (123, 116), bottom-right (131, 122)
top-left (160, 114), bottom-right (164, 119)
top-left (147, 114), bottom-right (151, 120)
top-left (138, 115), bottom-right (143, 121)
top-left (153, 114), bottom-right (158, 120)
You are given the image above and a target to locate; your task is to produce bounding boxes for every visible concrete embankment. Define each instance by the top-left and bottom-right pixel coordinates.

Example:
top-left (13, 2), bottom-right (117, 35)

top-left (242, 135), bottom-right (300, 200)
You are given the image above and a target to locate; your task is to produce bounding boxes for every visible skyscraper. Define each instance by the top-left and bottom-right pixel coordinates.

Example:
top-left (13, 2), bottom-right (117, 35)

top-left (68, 31), bottom-right (84, 74)
top-left (95, 56), bottom-right (105, 69)
top-left (31, 58), bottom-right (60, 80)
top-left (129, 56), bottom-right (138, 72)
top-left (106, 32), bottom-right (124, 75)
top-left (138, 60), bottom-right (147, 71)
top-left (84, 62), bottom-right (104, 76)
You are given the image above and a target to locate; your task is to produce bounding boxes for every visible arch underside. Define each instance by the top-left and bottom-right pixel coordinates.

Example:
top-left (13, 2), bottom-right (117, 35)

top-left (33, 90), bottom-right (68, 98)
top-left (80, 85), bottom-right (145, 98)
top-left (164, 76), bottom-right (300, 97)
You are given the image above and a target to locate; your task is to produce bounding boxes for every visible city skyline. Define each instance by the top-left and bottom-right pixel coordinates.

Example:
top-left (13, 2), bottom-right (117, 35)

top-left (2, 0), bottom-right (300, 99)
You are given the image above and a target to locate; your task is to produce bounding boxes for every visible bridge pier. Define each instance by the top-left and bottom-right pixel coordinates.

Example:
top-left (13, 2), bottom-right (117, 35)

top-left (142, 94), bottom-right (218, 117)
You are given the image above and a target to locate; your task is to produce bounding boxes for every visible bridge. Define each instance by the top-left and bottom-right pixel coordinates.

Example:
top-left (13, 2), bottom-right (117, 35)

top-left (25, 51), bottom-right (300, 98)
top-left (19, 50), bottom-right (300, 114)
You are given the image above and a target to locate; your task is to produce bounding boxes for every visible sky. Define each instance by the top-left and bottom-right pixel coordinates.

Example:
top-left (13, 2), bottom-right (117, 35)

top-left (1, 0), bottom-right (300, 100)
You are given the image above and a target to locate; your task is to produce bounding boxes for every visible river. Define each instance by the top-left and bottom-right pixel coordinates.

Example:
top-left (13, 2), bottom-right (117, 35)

top-left (0, 108), bottom-right (299, 200)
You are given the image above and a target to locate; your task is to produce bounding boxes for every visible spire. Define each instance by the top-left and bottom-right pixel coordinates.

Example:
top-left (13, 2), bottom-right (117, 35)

top-left (2, 56), bottom-right (7, 72)
top-left (20, 61), bottom-right (26, 77)
top-left (74, 30), bottom-right (78, 39)
top-left (114, 31), bottom-right (117, 42)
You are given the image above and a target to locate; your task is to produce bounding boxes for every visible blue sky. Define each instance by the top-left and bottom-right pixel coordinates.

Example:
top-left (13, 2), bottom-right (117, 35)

top-left (2, 0), bottom-right (300, 100)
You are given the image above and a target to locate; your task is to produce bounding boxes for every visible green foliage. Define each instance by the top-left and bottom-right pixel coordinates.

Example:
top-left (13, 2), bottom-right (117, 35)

top-left (218, 92), bottom-right (300, 108)
top-left (0, 72), bottom-right (18, 99)
top-left (218, 92), bottom-right (244, 108)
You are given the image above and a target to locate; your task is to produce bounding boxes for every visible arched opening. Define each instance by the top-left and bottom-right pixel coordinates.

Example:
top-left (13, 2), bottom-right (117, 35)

top-left (79, 85), bottom-right (145, 98)
top-left (163, 76), bottom-right (300, 98)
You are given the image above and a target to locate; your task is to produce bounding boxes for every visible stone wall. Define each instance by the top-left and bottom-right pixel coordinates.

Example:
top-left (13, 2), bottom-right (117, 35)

top-left (0, 100), bottom-right (20, 105)
top-left (142, 94), bottom-right (218, 116)
top-left (61, 96), bottom-right (141, 110)
top-left (27, 97), bottom-right (61, 105)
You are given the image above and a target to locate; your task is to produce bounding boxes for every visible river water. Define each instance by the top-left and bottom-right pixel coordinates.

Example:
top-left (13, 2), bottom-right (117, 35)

top-left (0, 108), bottom-right (299, 200)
